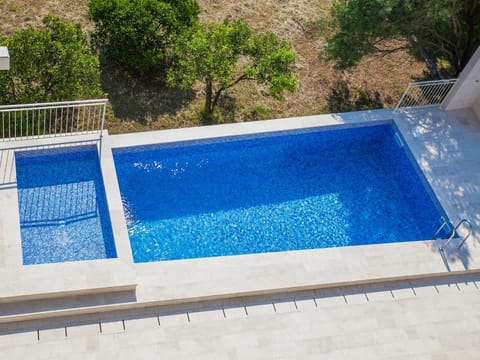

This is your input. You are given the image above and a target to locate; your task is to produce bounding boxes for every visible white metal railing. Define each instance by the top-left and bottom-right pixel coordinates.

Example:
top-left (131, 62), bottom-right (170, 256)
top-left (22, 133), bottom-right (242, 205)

top-left (0, 99), bottom-right (108, 141)
top-left (395, 79), bottom-right (456, 110)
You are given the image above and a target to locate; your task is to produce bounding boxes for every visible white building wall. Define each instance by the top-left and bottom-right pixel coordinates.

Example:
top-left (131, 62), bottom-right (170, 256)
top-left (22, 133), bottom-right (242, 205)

top-left (0, 46), bottom-right (9, 71)
top-left (442, 46), bottom-right (480, 112)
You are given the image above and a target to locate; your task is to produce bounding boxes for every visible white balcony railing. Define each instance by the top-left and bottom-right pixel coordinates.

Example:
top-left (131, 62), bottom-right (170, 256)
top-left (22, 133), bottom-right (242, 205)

top-left (395, 79), bottom-right (456, 110)
top-left (0, 99), bottom-right (108, 142)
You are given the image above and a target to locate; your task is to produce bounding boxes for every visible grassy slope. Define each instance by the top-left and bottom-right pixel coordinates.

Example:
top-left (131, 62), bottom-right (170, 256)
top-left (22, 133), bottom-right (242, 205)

top-left (0, 0), bottom-right (426, 134)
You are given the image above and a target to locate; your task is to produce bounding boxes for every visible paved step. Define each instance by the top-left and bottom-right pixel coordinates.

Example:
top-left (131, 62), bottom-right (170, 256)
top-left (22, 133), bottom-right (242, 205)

top-left (1, 271), bottom-right (479, 329)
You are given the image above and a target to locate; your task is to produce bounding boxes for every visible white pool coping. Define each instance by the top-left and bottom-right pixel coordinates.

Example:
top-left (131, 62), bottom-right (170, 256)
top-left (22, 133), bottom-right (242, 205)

top-left (1, 107), bottom-right (480, 314)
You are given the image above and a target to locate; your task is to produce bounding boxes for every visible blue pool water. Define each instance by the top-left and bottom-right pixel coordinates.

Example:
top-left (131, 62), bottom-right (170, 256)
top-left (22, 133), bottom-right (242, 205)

top-left (16, 145), bottom-right (117, 265)
top-left (113, 124), bottom-right (447, 262)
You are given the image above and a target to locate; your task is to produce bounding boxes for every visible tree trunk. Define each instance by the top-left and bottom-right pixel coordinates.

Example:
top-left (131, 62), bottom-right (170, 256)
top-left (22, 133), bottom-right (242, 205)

top-left (205, 77), bottom-right (213, 114)
top-left (459, 0), bottom-right (479, 74)
top-left (410, 35), bottom-right (443, 79)
top-left (212, 88), bottom-right (223, 110)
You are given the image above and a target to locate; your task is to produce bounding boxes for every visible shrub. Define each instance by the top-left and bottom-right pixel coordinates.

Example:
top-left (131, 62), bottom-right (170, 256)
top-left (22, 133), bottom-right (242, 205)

top-left (88, 0), bottom-right (199, 75)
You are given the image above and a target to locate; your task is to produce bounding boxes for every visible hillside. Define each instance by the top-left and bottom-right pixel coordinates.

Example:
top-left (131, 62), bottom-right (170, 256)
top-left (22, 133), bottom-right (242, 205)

top-left (0, 0), bottom-right (426, 133)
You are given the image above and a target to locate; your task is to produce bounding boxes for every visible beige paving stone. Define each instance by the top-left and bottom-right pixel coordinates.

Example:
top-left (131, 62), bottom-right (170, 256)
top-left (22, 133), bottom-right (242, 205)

top-left (339, 315), bottom-right (379, 333)
top-left (100, 320), bottom-right (125, 334)
top-left (116, 326), bottom-right (167, 349)
top-left (46, 337), bottom-right (89, 358)
top-left (405, 323), bottom-right (439, 339)
top-left (455, 280), bottom-right (479, 292)
top-left (0, 330), bottom-right (38, 346)
top-left (411, 284), bottom-right (439, 297)
top-left (446, 350), bottom-right (480, 360)
top-left (296, 336), bottom-right (341, 355)
top-left (344, 330), bottom-right (378, 348)
top-left (272, 300), bottom-right (296, 313)
top-left (38, 327), bottom-right (66, 342)
top-left (366, 289), bottom-right (395, 302)
top-left (372, 328), bottom-right (409, 345)
top-left (101, 344), bottom-right (164, 360)
top-left (245, 303), bottom-right (275, 316)
top-left (188, 350), bottom-right (237, 360)
top-left (124, 316), bottom-right (159, 331)
top-left (421, 353), bottom-right (449, 360)
top-left (0, 345), bottom-right (43, 359)
top-left (345, 292), bottom-right (369, 304)
top-left (435, 283), bottom-right (461, 294)
top-left (294, 298), bottom-right (317, 311)
top-left (314, 293), bottom-right (347, 307)
top-left (391, 310), bottom-right (426, 328)
top-left (223, 306), bottom-right (248, 319)
top-left (220, 331), bottom-right (258, 348)
top-left (188, 308), bottom-right (225, 322)
top-left (176, 335), bottom-right (219, 355)
top-left (158, 312), bottom-right (188, 326)
top-left (382, 337), bottom-right (442, 357)
top-left (391, 287), bottom-right (416, 299)
top-left (66, 323), bottom-right (100, 338)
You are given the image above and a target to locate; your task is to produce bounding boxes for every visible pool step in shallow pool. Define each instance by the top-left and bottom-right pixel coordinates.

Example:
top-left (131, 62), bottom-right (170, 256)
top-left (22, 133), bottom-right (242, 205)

top-left (15, 145), bottom-right (117, 265)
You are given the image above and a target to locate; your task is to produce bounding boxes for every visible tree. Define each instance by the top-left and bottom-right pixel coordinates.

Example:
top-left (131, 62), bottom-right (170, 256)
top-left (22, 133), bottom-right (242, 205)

top-left (0, 15), bottom-right (102, 104)
top-left (321, 0), bottom-right (480, 77)
top-left (167, 20), bottom-right (298, 119)
top-left (88, 0), bottom-right (199, 75)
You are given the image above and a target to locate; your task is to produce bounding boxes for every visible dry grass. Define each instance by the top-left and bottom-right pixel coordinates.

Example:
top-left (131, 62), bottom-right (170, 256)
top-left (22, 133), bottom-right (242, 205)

top-left (0, 0), bottom-right (92, 35)
top-left (0, 0), bottom-right (426, 134)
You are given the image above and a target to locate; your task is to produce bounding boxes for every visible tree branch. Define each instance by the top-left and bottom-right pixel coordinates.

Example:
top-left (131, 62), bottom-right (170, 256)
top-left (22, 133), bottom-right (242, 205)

top-left (372, 44), bottom-right (409, 55)
top-left (212, 73), bottom-right (257, 109)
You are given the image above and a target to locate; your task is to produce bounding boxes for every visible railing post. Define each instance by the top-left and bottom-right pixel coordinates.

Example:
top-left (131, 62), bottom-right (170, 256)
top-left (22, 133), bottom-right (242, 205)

top-left (100, 100), bottom-right (107, 138)
top-left (395, 82), bottom-right (412, 111)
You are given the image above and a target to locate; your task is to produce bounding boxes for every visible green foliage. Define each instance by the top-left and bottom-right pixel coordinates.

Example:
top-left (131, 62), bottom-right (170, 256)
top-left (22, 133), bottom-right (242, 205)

top-left (322, 0), bottom-right (480, 76)
top-left (327, 79), bottom-right (383, 113)
top-left (167, 19), bottom-right (297, 117)
top-left (88, 0), bottom-right (199, 75)
top-left (243, 105), bottom-right (272, 121)
top-left (0, 15), bottom-right (102, 104)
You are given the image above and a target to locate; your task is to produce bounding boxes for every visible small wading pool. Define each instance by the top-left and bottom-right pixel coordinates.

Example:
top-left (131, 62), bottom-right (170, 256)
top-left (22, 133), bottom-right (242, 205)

top-left (16, 145), bottom-right (117, 265)
top-left (113, 123), bottom-right (448, 263)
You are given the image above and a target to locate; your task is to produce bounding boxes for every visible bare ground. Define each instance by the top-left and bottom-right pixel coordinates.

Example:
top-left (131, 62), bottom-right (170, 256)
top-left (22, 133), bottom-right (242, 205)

top-left (0, 0), bottom-right (426, 134)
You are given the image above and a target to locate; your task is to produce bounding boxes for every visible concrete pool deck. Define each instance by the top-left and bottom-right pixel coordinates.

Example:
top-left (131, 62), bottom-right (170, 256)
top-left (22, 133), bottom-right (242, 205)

top-left (0, 106), bottom-right (480, 323)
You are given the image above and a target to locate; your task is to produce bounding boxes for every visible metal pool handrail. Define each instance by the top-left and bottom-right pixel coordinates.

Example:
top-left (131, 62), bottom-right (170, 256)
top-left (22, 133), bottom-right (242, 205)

top-left (432, 217), bottom-right (454, 240)
top-left (0, 99), bottom-right (108, 141)
top-left (440, 219), bottom-right (473, 250)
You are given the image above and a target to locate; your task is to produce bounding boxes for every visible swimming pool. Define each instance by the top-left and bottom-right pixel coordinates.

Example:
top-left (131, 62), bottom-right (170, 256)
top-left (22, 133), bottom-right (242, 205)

top-left (16, 145), bottom-right (117, 265)
top-left (113, 124), bottom-right (448, 262)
